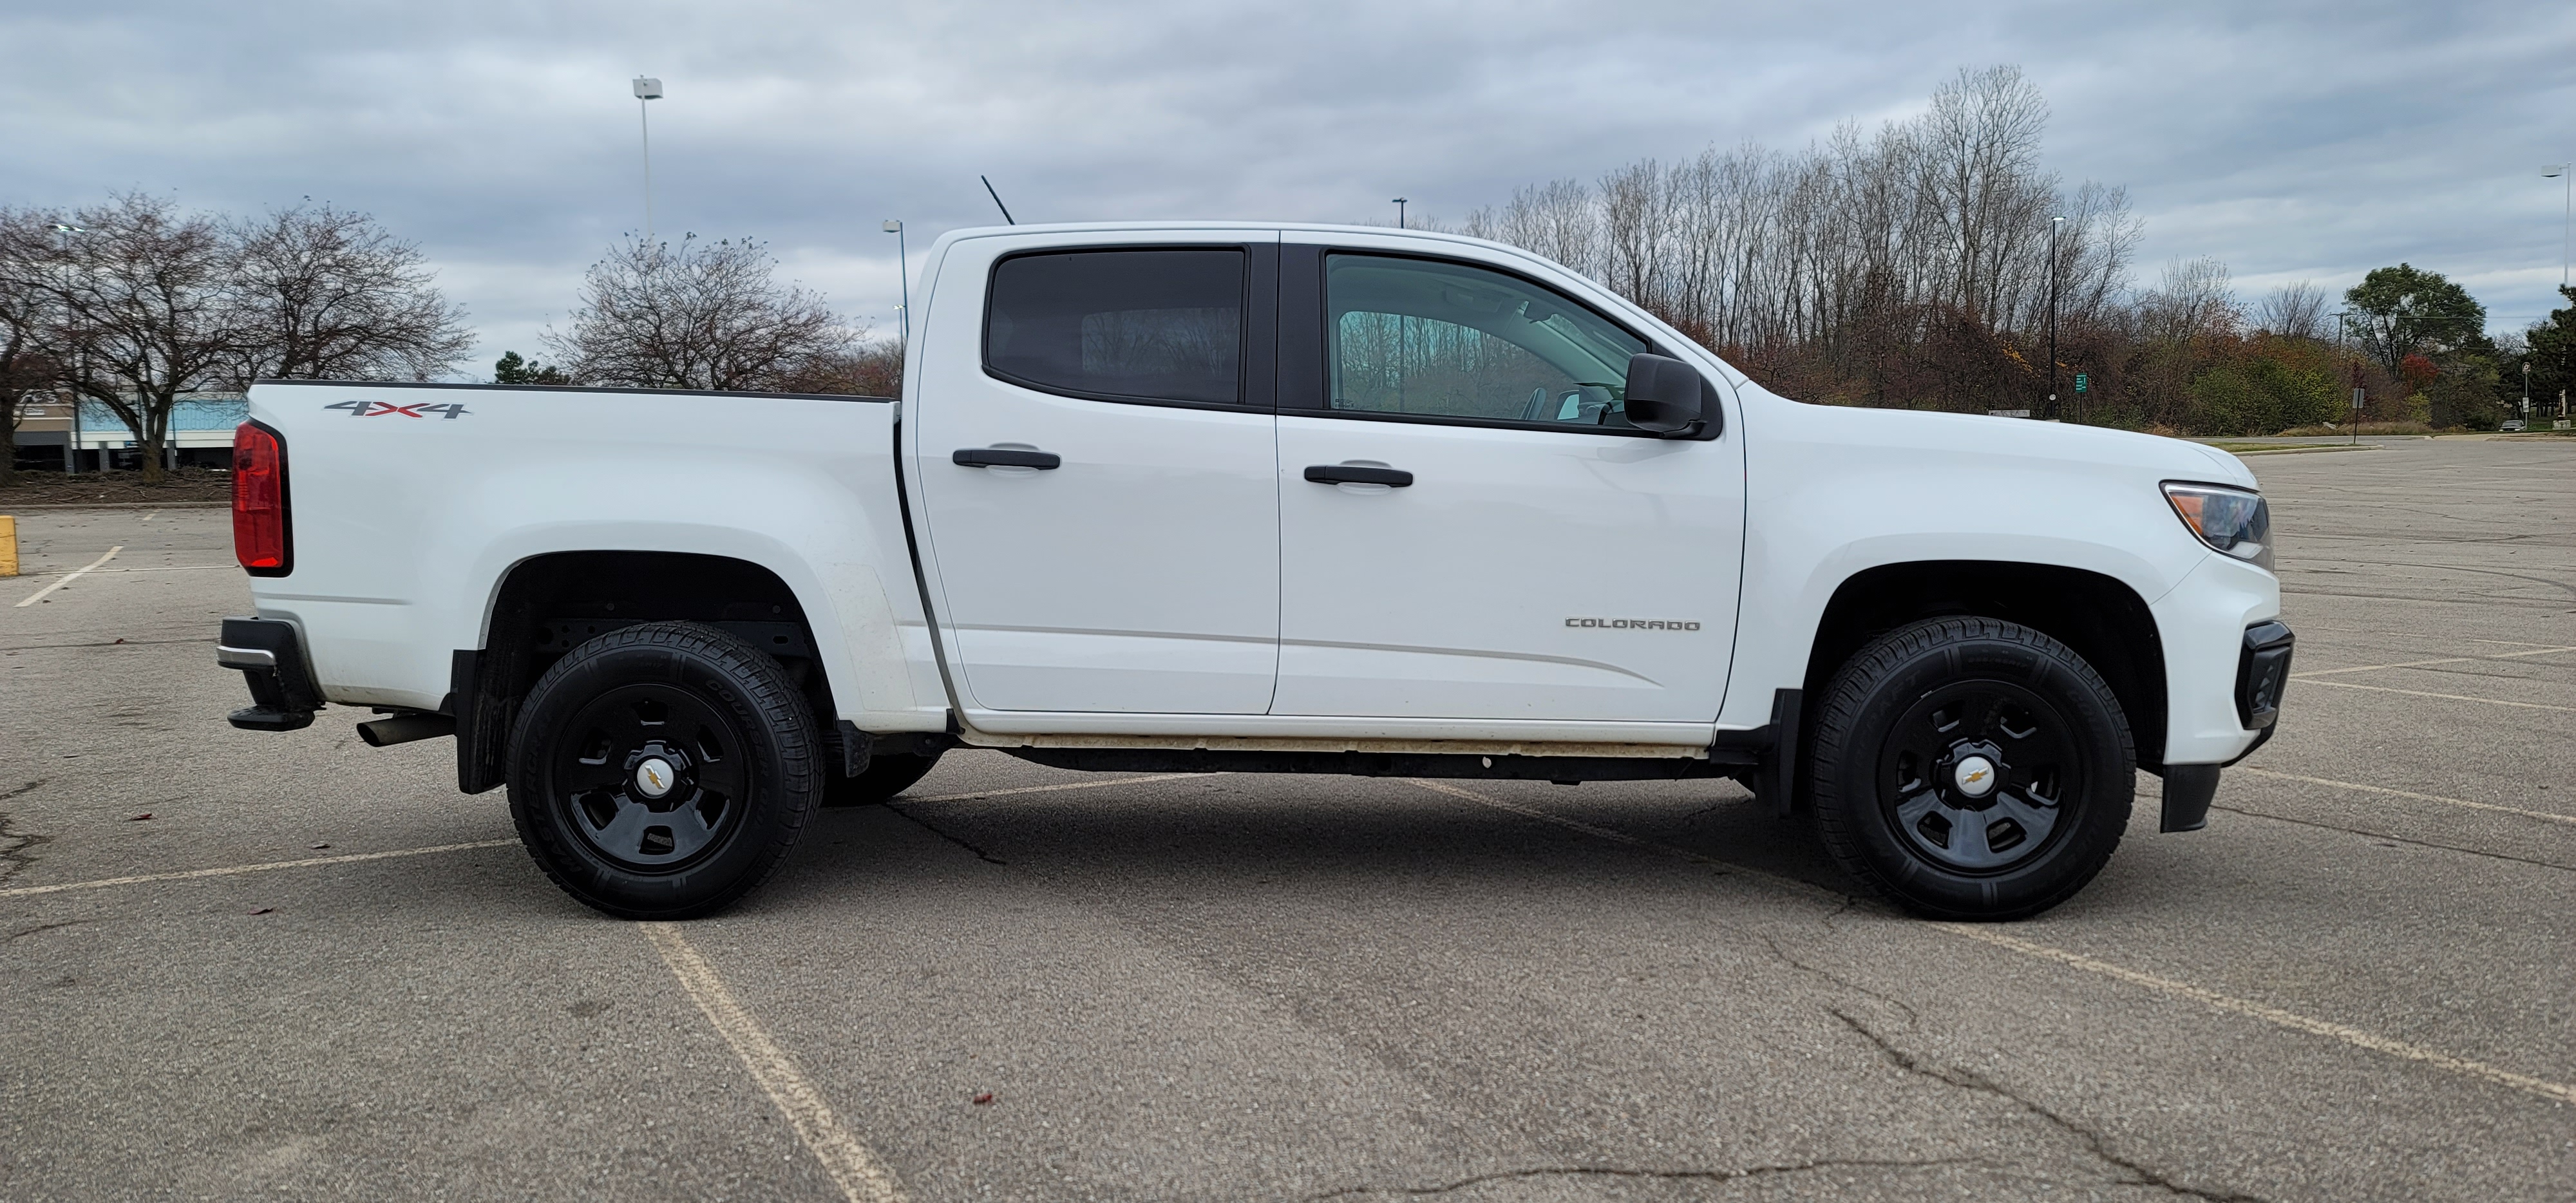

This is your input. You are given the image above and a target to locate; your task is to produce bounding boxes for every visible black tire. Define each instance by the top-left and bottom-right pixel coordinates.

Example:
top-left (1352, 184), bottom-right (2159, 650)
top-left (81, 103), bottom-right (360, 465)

top-left (822, 750), bottom-right (945, 808)
top-left (1810, 616), bottom-right (2134, 921)
top-left (507, 621), bottom-right (819, 920)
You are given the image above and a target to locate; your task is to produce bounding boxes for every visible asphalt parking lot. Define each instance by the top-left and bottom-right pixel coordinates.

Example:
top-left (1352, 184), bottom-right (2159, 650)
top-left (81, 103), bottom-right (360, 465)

top-left (2, 436), bottom-right (2570, 1202)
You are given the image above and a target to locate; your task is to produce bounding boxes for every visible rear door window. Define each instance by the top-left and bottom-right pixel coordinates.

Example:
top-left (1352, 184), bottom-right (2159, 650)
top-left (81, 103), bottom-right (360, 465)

top-left (985, 249), bottom-right (1247, 406)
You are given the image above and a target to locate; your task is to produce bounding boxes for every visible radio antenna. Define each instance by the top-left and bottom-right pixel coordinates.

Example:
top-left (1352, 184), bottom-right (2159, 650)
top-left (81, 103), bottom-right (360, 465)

top-left (980, 175), bottom-right (1016, 225)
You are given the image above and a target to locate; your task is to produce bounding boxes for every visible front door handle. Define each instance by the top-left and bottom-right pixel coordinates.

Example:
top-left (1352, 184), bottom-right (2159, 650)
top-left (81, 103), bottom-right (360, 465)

top-left (1303, 464), bottom-right (1412, 487)
top-left (954, 448), bottom-right (1062, 469)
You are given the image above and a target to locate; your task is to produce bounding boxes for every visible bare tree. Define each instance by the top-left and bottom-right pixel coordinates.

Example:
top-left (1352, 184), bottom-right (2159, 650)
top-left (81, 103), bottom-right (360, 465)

top-left (1918, 65), bottom-right (2053, 330)
top-left (0, 208), bottom-right (64, 486)
top-left (2138, 258), bottom-right (2242, 346)
top-left (2257, 281), bottom-right (2331, 341)
top-left (547, 235), bottom-right (860, 390)
top-left (53, 193), bottom-right (240, 485)
top-left (229, 202), bottom-right (473, 383)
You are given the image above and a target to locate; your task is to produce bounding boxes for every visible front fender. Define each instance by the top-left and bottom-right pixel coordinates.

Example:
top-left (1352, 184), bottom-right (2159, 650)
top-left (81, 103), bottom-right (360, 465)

top-left (1719, 393), bottom-right (2227, 733)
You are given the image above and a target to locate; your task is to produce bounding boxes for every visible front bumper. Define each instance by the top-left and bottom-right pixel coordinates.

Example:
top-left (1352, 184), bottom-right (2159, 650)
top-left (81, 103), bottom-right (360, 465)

top-left (2161, 620), bottom-right (2295, 832)
top-left (218, 616), bottom-right (322, 731)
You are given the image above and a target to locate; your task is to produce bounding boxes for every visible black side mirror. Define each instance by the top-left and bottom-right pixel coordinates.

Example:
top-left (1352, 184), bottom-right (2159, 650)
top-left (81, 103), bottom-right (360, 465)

top-left (1623, 353), bottom-right (1706, 436)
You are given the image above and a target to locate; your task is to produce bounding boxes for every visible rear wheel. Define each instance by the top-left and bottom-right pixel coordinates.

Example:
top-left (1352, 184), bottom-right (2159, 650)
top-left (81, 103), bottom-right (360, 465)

top-left (1810, 616), bottom-right (2134, 920)
top-left (508, 621), bottom-right (819, 920)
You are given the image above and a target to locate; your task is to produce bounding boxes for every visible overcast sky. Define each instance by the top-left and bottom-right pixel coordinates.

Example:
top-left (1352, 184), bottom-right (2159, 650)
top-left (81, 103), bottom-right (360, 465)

top-left (5, 0), bottom-right (2571, 378)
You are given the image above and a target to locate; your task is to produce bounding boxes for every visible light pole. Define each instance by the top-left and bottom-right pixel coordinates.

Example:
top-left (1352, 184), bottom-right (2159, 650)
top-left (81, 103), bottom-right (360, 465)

top-left (1392, 197), bottom-right (1408, 229)
top-left (50, 223), bottom-right (84, 475)
top-left (633, 76), bottom-right (664, 244)
top-left (2332, 308), bottom-right (2360, 444)
top-left (2546, 164), bottom-right (2572, 289)
top-left (2045, 214), bottom-right (2063, 421)
top-left (882, 220), bottom-right (910, 348)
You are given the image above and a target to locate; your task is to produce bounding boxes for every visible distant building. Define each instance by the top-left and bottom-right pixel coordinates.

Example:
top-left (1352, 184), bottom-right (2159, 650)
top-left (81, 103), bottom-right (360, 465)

top-left (12, 393), bottom-right (246, 472)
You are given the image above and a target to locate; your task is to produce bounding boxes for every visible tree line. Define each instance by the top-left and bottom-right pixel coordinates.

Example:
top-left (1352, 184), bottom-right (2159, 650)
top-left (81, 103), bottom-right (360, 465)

top-left (507, 233), bottom-right (900, 398)
top-left (0, 198), bottom-right (895, 488)
top-left (0, 194), bottom-right (474, 484)
top-left (1443, 66), bottom-right (2573, 434)
top-left (13, 70), bottom-right (2568, 493)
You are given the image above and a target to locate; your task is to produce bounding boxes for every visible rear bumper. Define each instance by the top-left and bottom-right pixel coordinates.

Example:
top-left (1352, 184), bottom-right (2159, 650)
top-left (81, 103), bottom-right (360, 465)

top-left (218, 616), bottom-right (322, 731)
top-left (2160, 620), bottom-right (2295, 833)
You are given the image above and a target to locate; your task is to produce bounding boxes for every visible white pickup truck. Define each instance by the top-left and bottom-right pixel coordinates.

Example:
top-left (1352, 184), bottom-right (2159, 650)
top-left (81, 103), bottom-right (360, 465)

top-left (216, 222), bottom-right (2292, 922)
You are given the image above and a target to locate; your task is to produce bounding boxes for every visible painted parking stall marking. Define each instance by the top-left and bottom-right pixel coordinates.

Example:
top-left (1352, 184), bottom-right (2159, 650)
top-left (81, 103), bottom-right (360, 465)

top-left (640, 924), bottom-right (909, 1203)
top-left (1410, 779), bottom-right (2576, 1109)
top-left (13, 545), bottom-right (121, 607)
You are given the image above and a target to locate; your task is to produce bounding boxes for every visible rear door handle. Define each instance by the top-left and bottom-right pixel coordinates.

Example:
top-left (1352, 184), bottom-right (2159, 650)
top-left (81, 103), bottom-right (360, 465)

top-left (1303, 464), bottom-right (1412, 487)
top-left (953, 448), bottom-right (1062, 469)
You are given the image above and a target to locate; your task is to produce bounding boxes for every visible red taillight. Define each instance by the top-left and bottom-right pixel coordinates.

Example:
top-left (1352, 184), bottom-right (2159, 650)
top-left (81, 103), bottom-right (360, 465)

top-left (232, 422), bottom-right (290, 574)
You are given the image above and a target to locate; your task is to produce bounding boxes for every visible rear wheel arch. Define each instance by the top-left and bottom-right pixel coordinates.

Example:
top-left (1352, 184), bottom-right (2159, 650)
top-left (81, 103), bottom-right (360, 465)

top-left (458, 551), bottom-right (841, 793)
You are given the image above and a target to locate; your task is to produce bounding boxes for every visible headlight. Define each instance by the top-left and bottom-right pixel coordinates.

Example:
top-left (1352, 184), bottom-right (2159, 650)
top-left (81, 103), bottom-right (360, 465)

top-left (2163, 482), bottom-right (2272, 573)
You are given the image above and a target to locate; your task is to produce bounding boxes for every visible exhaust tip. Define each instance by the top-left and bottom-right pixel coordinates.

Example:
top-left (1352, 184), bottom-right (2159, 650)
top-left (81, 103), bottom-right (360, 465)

top-left (357, 712), bottom-right (457, 748)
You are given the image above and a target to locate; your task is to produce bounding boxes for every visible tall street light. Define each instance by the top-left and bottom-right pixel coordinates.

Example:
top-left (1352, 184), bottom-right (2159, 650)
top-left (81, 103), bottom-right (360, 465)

top-left (1392, 197), bottom-right (1408, 229)
top-left (882, 220), bottom-right (910, 348)
top-left (2546, 164), bottom-right (2572, 289)
top-left (2045, 214), bottom-right (2063, 421)
top-left (634, 76), bottom-right (664, 244)
top-left (50, 223), bottom-right (86, 475)
top-left (2331, 308), bottom-right (2362, 445)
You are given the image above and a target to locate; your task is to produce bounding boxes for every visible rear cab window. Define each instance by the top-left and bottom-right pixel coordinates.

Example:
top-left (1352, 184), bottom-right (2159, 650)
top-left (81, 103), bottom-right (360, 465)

top-left (984, 249), bottom-right (1249, 406)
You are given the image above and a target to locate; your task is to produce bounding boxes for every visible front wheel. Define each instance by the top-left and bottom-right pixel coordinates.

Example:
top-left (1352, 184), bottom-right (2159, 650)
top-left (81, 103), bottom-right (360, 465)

top-left (507, 621), bottom-right (820, 920)
top-left (1810, 617), bottom-right (2134, 920)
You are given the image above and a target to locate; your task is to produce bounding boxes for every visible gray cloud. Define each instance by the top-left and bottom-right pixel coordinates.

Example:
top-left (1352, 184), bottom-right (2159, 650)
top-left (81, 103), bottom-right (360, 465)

top-left (6, 0), bottom-right (2571, 375)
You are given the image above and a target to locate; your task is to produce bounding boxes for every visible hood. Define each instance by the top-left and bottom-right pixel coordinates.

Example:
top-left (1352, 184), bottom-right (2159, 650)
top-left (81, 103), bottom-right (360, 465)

top-left (1752, 393), bottom-right (2259, 491)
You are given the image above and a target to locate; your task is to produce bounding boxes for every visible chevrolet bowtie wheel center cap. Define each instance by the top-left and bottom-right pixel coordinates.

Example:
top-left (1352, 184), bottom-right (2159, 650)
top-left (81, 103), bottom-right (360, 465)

top-left (1952, 755), bottom-right (1999, 799)
top-left (634, 757), bottom-right (677, 800)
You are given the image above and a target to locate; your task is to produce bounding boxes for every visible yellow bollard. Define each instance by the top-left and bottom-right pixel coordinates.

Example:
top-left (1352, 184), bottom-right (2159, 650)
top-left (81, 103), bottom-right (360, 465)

top-left (0, 515), bottom-right (15, 578)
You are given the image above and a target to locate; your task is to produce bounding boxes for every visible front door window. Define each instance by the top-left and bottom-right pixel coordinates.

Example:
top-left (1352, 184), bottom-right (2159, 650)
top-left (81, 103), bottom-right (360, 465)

top-left (1328, 254), bottom-right (1650, 431)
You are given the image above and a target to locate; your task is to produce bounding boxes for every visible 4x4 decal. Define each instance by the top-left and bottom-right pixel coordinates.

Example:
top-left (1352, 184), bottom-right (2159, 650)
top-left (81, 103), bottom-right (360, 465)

top-left (325, 399), bottom-right (469, 419)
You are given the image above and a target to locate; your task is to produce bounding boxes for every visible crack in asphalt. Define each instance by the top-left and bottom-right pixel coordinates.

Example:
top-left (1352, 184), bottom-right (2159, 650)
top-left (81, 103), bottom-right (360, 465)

top-left (1300, 1155), bottom-right (2003, 1200)
top-left (1829, 1009), bottom-right (2268, 1202)
top-left (882, 803), bottom-right (1010, 866)
top-left (1756, 927), bottom-right (1924, 1031)
top-left (4, 920), bottom-right (90, 943)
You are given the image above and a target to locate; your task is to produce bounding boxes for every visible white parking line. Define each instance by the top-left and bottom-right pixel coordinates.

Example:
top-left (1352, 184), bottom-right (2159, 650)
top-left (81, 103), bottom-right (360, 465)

top-left (75, 564), bottom-right (241, 574)
top-left (0, 774), bottom-right (1209, 898)
top-left (0, 838), bottom-right (517, 898)
top-left (2239, 767), bottom-right (2576, 827)
top-left (2293, 645), bottom-right (2576, 679)
top-left (12, 545), bottom-right (121, 607)
top-left (2300, 679), bottom-right (2576, 712)
top-left (1408, 779), bottom-right (2576, 1109)
top-left (639, 924), bottom-right (908, 1202)
top-left (1931, 925), bottom-right (2576, 1106)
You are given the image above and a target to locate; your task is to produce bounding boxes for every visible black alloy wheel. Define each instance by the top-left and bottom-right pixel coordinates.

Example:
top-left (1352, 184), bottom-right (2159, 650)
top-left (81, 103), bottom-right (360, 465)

top-left (1880, 681), bottom-right (2078, 873)
top-left (509, 621), bottom-right (819, 920)
top-left (1810, 616), bottom-right (2134, 920)
top-left (553, 686), bottom-right (746, 871)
